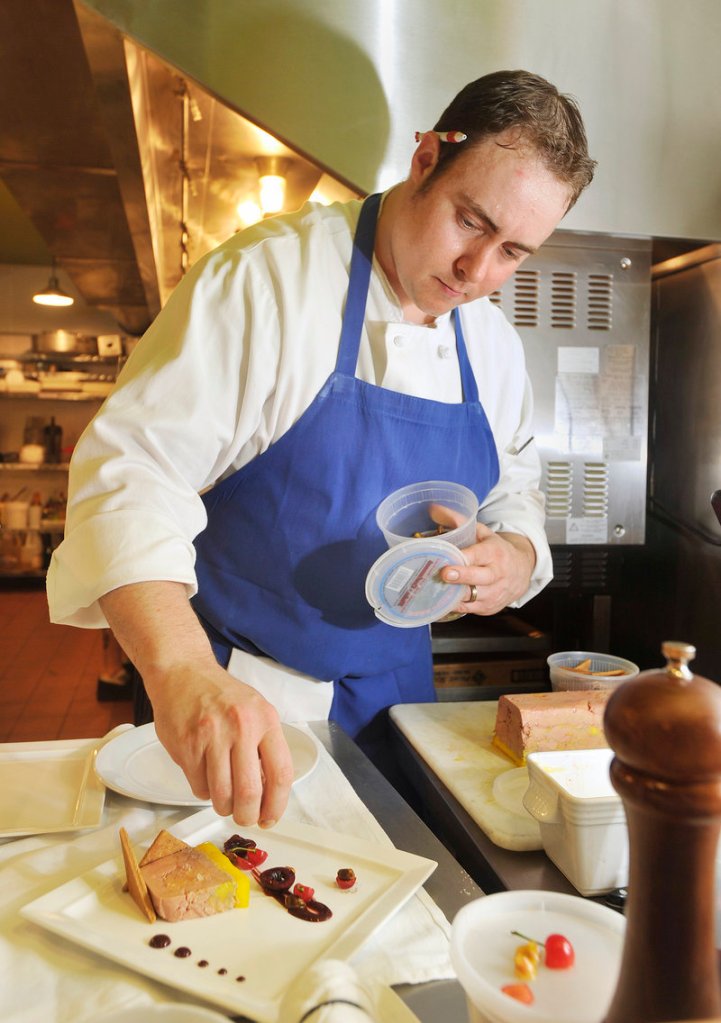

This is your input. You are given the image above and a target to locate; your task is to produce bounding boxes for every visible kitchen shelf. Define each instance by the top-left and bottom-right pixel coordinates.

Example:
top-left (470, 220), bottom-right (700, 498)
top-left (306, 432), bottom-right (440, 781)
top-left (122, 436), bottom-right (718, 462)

top-left (0, 391), bottom-right (107, 402)
top-left (431, 613), bottom-right (550, 655)
top-left (0, 463), bottom-right (70, 471)
top-left (0, 568), bottom-right (46, 579)
top-left (1, 524), bottom-right (66, 534)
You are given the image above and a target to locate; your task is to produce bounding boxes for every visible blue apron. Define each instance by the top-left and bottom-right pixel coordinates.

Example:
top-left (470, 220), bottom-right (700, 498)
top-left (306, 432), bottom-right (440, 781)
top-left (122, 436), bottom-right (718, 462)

top-left (192, 193), bottom-right (500, 739)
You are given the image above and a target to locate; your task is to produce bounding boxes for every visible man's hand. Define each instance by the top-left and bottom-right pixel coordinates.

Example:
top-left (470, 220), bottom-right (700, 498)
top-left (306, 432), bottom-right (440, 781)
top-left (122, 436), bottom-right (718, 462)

top-left (440, 522), bottom-right (536, 615)
top-left (148, 657), bottom-right (294, 827)
top-left (100, 581), bottom-right (294, 828)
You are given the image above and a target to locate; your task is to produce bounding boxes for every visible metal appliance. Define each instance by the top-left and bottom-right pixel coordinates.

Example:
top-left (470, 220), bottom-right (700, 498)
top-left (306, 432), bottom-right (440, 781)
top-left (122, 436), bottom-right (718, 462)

top-left (482, 232), bottom-right (651, 651)
top-left (611, 244), bottom-right (721, 683)
top-left (431, 231), bottom-right (653, 689)
top-left (502, 231), bottom-right (652, 550)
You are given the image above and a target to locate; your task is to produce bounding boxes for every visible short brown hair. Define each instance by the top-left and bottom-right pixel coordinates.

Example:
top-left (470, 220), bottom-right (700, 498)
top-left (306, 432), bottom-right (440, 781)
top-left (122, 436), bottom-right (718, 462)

top-left (431, 69), bottom-right (596, 210)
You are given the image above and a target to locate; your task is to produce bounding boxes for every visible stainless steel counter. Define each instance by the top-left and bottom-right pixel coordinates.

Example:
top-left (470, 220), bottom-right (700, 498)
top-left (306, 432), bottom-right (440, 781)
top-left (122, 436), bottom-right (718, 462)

top-left (310, 721), bottom-right (481, 1022)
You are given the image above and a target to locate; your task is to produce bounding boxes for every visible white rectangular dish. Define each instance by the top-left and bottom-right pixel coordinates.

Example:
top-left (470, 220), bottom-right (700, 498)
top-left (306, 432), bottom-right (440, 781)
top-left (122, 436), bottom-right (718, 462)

top-left (21, 806), bottom-right (437, 1022)
top-left (0, 738), bottom-right (106, 838)
top-left (523, 748), bottom-right (628, 896)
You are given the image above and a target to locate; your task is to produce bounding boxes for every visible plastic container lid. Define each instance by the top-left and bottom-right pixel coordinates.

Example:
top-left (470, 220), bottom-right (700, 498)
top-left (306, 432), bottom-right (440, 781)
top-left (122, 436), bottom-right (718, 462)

top-left (365, 538), bottom-right (466, 628)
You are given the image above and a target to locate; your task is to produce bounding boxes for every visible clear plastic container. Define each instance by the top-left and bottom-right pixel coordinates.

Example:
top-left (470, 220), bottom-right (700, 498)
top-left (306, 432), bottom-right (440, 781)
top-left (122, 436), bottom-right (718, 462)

top-left (375, 480), bottom-right (479, 550)
top-left (547, 651), bottom-right (639, 692)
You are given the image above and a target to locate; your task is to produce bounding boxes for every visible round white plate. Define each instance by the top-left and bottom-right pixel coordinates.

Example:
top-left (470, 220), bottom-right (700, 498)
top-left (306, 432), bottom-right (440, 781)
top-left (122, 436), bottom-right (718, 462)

top-left (96, 1005), bottom-right (229, 1023)
top-left (492, 766), bottom-right (534, 819)
top-left (95, 722), bottom-right (319, 805)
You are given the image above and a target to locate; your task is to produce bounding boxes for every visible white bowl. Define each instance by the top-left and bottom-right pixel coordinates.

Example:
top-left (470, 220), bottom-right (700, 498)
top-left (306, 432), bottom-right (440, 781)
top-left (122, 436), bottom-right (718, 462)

top-left (3, 500), bottom-right (29, 530)
top-left (523, 749), bottom-right (628, 896)
top-left (450, 889), bottom-right (625, 1023)
top-left (19, 443), bottom-right (45, 465)
top-left (547, 651), bottom-right (639, 691)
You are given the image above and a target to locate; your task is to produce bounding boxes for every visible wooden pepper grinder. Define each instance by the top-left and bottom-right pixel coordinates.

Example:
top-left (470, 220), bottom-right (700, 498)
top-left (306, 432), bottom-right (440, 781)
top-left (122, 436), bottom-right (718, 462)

top-left (603, 641), bottom-right (721, 1023)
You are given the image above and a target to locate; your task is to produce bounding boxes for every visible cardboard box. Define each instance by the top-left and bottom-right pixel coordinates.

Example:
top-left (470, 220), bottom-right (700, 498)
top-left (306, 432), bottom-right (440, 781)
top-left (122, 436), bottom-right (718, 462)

top-left (433, 655), bottom-right (549, 689)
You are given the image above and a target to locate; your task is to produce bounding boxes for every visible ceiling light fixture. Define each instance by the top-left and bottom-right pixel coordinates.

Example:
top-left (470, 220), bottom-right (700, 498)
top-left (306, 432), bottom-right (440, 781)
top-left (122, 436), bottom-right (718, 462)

top-left (256, 156), bottom-right (289, 215)
top-left (32, 259), bottom-right (74, 307)
top-left (236, 198), bottom-right (263, 228)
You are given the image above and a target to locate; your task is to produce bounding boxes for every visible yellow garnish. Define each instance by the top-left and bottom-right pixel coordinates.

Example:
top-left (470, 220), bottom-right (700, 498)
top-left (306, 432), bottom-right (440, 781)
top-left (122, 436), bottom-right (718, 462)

top-left (514, 941), bottom-right (540, 980)
top-left (195, 841), bottom-right (250, 908)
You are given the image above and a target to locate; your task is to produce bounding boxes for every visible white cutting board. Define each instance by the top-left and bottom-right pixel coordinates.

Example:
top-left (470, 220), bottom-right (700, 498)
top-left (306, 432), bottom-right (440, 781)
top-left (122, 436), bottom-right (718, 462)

top-left (390, 701), bottom-right (543, 851)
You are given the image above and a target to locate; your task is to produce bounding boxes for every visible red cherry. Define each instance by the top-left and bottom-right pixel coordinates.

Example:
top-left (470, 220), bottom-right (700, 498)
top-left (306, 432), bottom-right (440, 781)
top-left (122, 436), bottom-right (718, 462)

top-left (544, 933), bottom-right (575, 969)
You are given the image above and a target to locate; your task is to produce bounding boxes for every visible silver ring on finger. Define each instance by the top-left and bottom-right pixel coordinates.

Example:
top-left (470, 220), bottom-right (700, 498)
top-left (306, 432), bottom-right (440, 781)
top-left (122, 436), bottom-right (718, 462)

top-left (468, 583), bottom-right (478, 603)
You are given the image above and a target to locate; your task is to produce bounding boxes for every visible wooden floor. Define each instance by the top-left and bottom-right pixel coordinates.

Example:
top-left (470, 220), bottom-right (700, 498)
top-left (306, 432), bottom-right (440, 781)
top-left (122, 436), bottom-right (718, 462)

top-left (0, 583), bottom-right (133, 742)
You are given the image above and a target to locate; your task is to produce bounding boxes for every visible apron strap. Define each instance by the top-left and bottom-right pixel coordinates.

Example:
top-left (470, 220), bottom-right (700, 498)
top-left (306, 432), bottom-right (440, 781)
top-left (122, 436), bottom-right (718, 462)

top-left (453, 308), bottom-right (479, 403)
top-left (335, 193), bottom-right (382, 376)
top-left (336, 191), bottom-right (479, 405)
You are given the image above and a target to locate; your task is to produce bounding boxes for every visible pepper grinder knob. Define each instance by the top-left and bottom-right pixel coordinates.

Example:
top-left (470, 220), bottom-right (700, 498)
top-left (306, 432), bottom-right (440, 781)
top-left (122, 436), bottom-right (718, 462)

top-left (603, 642), bottom-right (721, 1023)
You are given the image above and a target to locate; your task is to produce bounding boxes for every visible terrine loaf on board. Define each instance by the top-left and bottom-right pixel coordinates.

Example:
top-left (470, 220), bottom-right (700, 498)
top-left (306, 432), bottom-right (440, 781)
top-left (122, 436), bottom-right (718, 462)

top-left (493, 689), bottom-right (611, 765)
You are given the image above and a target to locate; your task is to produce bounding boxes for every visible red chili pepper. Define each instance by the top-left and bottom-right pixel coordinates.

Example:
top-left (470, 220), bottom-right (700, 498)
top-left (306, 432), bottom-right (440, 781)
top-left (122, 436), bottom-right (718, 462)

top-left (293, 882), bottom-right (315, 902)
top-left (501, 983), bottom-right (534, 1004)
top-left (336, 868), bottom-right (356, 890)
top-left (543, 933), bottom-right (575, 969)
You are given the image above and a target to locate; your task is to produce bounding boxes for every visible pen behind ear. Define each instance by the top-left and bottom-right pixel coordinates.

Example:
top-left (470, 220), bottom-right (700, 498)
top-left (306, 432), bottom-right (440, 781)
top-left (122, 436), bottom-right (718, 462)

top-left (506, 436), bottom-right (534, 456)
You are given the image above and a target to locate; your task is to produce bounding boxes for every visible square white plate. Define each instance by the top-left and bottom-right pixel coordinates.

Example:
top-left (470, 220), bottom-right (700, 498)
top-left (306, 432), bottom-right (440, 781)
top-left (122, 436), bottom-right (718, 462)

top-left (0, 738), bottom-right (106, 838)
top-left (21, 807), bottom-right (436, 1022)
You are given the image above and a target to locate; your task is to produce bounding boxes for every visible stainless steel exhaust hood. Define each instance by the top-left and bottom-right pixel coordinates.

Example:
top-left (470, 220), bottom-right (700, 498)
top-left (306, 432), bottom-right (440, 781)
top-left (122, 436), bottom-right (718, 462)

top-left (79, 0), bottom-right (721, 242)
top-left (2, 0), bottom-right (719, 333)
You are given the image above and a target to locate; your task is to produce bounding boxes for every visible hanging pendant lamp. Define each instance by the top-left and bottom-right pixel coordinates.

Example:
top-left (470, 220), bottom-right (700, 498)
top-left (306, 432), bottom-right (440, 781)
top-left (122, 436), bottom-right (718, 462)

top-left (32, 259), bottom-right (74, 307)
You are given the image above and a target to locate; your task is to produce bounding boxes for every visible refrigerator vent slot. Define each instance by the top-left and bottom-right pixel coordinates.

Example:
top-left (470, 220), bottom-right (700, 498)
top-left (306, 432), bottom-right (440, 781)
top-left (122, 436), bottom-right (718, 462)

top-left (580, 549), bottom-right (609, 589)
top-left (512, 270), bottom-right (540, 327)
top-left (489, 290), bottom-right (503, 308)
top-left (549, 549), bottom-right (573, 588)
top-left (587, 273), bottom-right (613, 330)
top-left (548, 549), bottom-right (609, 590)
top-left (583, 462), bottom-right (609, 516)
top-left (550, 271), bottom-right (577, 328)
top-left (545, 461), bottom-right (573, 518)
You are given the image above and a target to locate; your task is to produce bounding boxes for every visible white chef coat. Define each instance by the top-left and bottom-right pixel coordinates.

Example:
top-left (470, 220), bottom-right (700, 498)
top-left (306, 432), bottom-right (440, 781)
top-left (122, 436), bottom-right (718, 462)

top-left (47, 196), bottom-right (551, 704)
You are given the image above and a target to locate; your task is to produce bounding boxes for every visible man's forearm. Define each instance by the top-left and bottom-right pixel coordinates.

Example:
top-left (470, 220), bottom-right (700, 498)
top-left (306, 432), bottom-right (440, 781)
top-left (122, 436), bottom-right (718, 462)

top-left (99, 581), bottom-right (217, 688)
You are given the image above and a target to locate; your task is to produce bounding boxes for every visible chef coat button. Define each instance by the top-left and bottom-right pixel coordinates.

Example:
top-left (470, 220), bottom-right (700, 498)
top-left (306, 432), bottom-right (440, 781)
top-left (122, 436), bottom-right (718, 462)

top-left (393, 335), bottom-right (405, 348)
top-left (438, 345), bottom-right (451, 359)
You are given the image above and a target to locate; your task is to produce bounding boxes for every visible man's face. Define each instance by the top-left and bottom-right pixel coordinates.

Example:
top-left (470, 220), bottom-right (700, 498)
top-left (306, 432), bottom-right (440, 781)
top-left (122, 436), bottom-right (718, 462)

top-left (381, 131), bottom-right (572, 321)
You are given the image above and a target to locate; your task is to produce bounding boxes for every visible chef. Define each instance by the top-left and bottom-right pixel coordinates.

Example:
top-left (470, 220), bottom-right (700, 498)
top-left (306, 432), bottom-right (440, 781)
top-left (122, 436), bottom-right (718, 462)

top-left (47, 69), bottom-right (595, 829)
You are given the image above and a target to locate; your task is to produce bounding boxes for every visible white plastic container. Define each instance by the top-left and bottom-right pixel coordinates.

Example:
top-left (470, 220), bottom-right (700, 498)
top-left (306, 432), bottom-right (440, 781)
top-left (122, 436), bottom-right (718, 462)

top-left (547, 651), bottom-right (639, 691)
top-left (523, 749), bottom-right (629, 896)
top-left (19, 443), bottom-right (45, 465)
top-left (375, 480), bottom-right (479, 549)
top-left (4, 500), bottom-right (29, 530)
top-left (450, 889), bottom-right (625, 1023)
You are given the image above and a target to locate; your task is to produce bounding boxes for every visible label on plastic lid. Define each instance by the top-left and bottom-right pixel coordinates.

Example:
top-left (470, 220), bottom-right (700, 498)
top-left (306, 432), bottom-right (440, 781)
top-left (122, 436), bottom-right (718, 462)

top-left (365, 538), bottom-right (467, 628)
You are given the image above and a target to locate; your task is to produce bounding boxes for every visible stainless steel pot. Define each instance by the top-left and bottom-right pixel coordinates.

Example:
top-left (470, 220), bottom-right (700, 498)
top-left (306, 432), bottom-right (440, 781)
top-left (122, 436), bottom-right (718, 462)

top-left (33, 330), bottom-right (97, 354)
